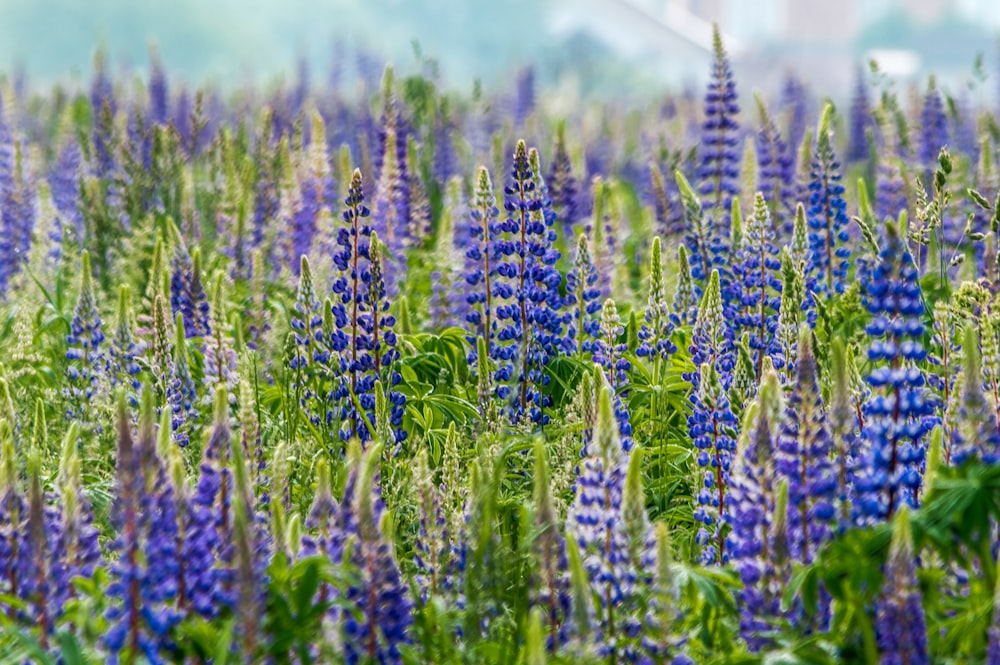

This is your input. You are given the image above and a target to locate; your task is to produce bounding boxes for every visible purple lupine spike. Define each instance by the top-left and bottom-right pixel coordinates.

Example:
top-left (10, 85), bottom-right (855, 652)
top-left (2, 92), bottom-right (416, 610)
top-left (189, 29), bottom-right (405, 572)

top-left (847, 67), bottom-right (873, 163)
top-left (48, 135), bottom-right (84, 249)
top-left (780, 74), bottom-right (809, 158)
top-left (342, 444), bottom-right (414, 665)
top-left (854, 221), bottom-right (937, 525)
top-left (530, 439), bottom-right (572, 651)
top-left (167, 313), bottom-right (199, 448)
top-left (918, 77), bottom-right (948, 170)
top-left (464, 166), bottom-right (501, 354)
top-left (754, 97), bottom-right (795, 236)
top-left (548, 121), bottom-right (579, 235)
top-left (875, 510), bottom-right (929, 665)
top-left (170, 241), bottom-right (211, 339)
top-left (776, 329), bottom-right (837, 563)
top-left (688, 270), bottom-right (734, 391)
top-left (689, 359), bottom-right (738, 565)
top-left (728, 376), bottom-right (783, 650)
top-left (202, 275), bottom-right (238, 404)
top-left (564, 233), bottom-right (602, 356)
top-left (364, 234), bottom-right (406, 445)
top-left (295, 112), bottom-right (338, 267)
top-left (698, 24), bottom-right (740, 242)
top-left (372, 91), bottom-right (411, 269)
top-left (728, 192), bottom-right (783, 378)
top-left (90, 53), bottom-right (117, 179)
top-left (184, 390), bottom-right (235, 619)
top-left (428, 178), bottom-right (465, 330)
top-left (951, 324), bottom-right (1000, 465)
top-left (569, 384), bottom-right (630, 660)
top-left (64, 251), bottom-right (107, 425)
top-left (670, 245), bottom-right (699, 328)
top-left (493, 141), bottom-right (565, 423)
top-left (290, 256), bottom-right (330, 428)
top-left (637, 238), bottom-right (677, 363)
top-left (0, 422), bottom-right (27, 619)
top-left (594, 301), bottom-right (633, 449)
top-left (108, 286), bottom-right (144, 400)
top-left (331, 168), bottom-right (374, 443)
top-left (807, 105), bottom-right (851, 297)
top-left (148, 50), bottom-right (169, 126)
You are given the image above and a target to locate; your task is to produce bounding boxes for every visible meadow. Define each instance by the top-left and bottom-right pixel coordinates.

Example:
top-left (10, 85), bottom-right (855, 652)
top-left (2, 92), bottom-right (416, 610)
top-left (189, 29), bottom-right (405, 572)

top-left (0, 27), bottom-right (996, 664)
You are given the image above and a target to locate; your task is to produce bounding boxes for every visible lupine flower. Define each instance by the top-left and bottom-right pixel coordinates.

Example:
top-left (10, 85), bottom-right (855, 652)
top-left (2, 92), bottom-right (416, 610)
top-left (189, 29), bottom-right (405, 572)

top-left (202, 274), bottom-right (238, 404)
top-left (688, 270), bottom-right (734, 390)
top-left (296, 111), bottom-right (338, 265)
top-left (48, 135), bottom-right (84, 247)
top-left (55, 425), bottom-right (103, 610)
top-left (776, 329), bottom-right (836, 562)
top-left (568, 384), bottom-right (634, 661)
top-left (530, 440), bottom-right (572, 650)
top-left (565, 232), bottom-right (602, 357)
top-left (64, 251), bottom-right (107, 423)
top-left (775, 251), bottom-right (806, 383)
top-left (372, 94), bottom-right (411, 288)
top-left (918, 77), bottom-right (948, 170)
top-left (108, 286), bottom-right (143, 400)
top-left (951, 324), bottom-right (1000, 465)
top-left (854, 222), bottom-right (936, 525)
top-left (170, 241), bottom-right (211, 338)
top-left (290, 255), bottom-right (331, 427)
top-left (184, 388), bottom-right (235, 618)
top-left (689, 361), bottom-right (739, 564)
top-left (342, 443), bottom-right (414, 665)
top-left (548, 120), bottom-right (578, 235)
top-left (875, 509), bottom-right (929, 665)
top-left (105, 393), bottom-right (177, 663)
top-left (588, 176), bottom-right (619, 299)
top-left (728, 192), bottom-right (783, 378)
top-left (670, 244), bottom-right (699, 327)
top-left (637, 237), bottom-right (678, 364)
top-left (428, 177), bottom-right (465, 330)
top-left (332, 168), bottom-right (374, 442)
top-left (698, 24), bottom-right (740, 227)
top-left (0, 420), bottom-right (27, 619)
top-left (754, 96), bottom-right (795, 235)
top-left (594, 301), bottom-right (634, 451)
top-left (167, 313), bottom-right (199, 448)
top-left (464, 166), bottom-right (501, 352)
top-left (727, 371), bottom-right (785, 649)
top-left (847, 68), bottom-right (872, 163)
top-left (781, 74), bottom-right (809, 158)
top-left (493, 140), bottom-right (564, 423)
top-left (806, 104), bottom-right (851, 295)
top-left (650, 160), bottom-right (684, 240)
top-left (675, 169), bottom-right (722, 284)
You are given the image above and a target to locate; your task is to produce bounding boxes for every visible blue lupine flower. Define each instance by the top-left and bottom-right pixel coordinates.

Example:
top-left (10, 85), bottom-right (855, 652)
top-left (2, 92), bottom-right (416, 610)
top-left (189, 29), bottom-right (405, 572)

top-left (548, 121), bottom-right (579, 235)
top-left (637, 237), bottom-right (677, 363)
top-left (372, 95), bottom-right (411, 292)
top-left (108, 286), bottom-right (143, 398)
top-left (951, 324), bottom-right (1000, 466)
top-left (689, 362), bottom-right (738, 564)
top-left (148, 51), bottom-right (169, 125)
top-left (671, 244), bottom-right (699, 328)
top-left (728, 192), bottom-right (783, 377)
top-left (290, 256), bottom-right (331, 427)
top-left (202, 275), bottom-right (238, 404)
top-left (464, 166), bottom-right (502, 353)
top-left (876, 510), bottom-right (929, 665)
top-left (727, 377), bottom-right (783, 650)
top-left (568, 384), bottom-right (636, 662)
top-left (780, 74), bottom-right (809, 158)
top-left (48, 135), bottom-right (84, 249)
top-left (493, 140), bottom-right (564, 423)
top-left (184, 390), bottom-right (235, 618)
top-left (698, 24), bottom-right (741, 226)
top-left (847, 67), bottom-right (872, 163)
top-left (342, 444), bottom-right (414, 665)
top-left (918, 77), bottom-right (948, 170)
top-left (754, 97), bottom-right (795, 235)
top-left (531, 440), bottom-right (572, 651)
top-left (64, 252), bottom-right (107, 422)
top-left (776, 329), bottom-right (837, 562)
top-left (565, 233), bottom-right (602, 357)
top-left (806, 104), bottom-right (851, 296)
top-left (688, 270), bottom-right (734, 391)
top-left (854, 222), bottom-right (937, 525)
top-left (170, 242), bottom-right (211, 339)
top-left (167, 313), bottom-right (199, 448)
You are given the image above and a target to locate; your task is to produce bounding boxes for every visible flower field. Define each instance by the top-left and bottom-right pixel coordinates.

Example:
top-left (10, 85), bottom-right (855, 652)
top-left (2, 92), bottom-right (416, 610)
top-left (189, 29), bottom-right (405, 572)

top-left (1, 25), bottom-right (1000, 664)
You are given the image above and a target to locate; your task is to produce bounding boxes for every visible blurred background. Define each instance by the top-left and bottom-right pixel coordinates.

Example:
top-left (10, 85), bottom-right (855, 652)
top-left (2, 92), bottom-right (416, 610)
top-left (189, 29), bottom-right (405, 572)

top-left (0, 0), bottom-right (997, 98)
